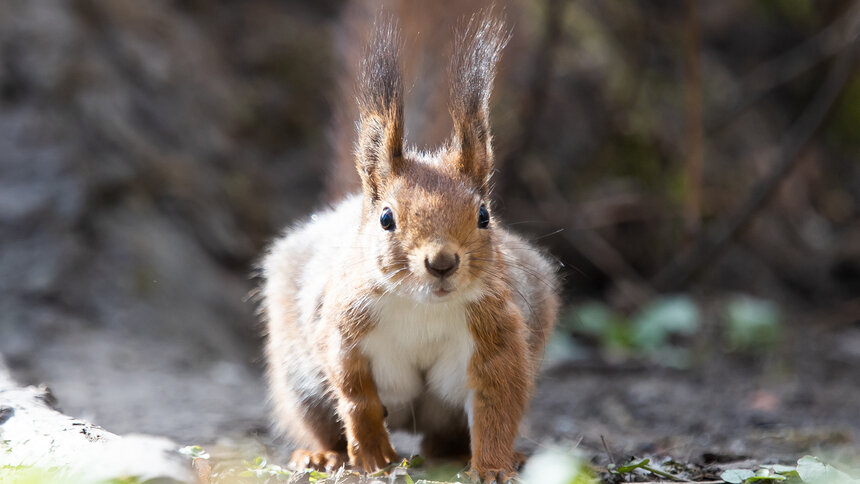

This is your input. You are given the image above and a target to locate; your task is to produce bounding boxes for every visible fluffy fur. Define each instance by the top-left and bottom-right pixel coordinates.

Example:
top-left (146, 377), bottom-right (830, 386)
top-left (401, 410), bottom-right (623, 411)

top-left (261, 10), bottom-right (559, 482)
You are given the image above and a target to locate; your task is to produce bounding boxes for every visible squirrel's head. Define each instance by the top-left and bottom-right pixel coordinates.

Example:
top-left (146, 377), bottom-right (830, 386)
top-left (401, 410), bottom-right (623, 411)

top-left (354, 13), bottom-right (509, 303)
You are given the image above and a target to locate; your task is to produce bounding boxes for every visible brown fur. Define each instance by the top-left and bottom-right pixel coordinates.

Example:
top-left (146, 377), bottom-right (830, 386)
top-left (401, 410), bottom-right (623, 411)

top-left (261, 10), bottom-right (559, 482)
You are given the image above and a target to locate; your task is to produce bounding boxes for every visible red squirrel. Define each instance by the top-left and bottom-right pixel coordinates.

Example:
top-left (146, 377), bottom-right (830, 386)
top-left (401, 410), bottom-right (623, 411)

top-left (260, 11), bottom-right (559, 482)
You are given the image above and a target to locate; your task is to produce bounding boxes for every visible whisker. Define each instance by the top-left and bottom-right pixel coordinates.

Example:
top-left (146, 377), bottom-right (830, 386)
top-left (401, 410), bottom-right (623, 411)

top-left (468, 256), bottom-right (559, 290)
top-left (504, 220), bottom-right (552, 227)
top-left (530, 228), bottom-right (564, 241)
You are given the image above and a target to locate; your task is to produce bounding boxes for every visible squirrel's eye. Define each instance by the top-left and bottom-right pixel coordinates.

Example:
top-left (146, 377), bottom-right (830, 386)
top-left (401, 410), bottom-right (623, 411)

top-left (380, 207), bottom-right (396, 231)
top-left (478, 204), bottom-right (490, 229)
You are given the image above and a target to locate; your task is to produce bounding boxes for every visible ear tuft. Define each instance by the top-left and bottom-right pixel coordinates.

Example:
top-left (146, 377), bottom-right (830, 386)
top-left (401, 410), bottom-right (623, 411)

top-left (448, 9), bottom-right (510, 192)
top-left (355, 15), bottom-right (405, 201)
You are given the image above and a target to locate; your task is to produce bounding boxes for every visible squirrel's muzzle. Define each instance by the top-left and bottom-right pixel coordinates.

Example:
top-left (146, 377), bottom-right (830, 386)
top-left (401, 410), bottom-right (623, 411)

top-left (424, 252), bottom-right (460, 279)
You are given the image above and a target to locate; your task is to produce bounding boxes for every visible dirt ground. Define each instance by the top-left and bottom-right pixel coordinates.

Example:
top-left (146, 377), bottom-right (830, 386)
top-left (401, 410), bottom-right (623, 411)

top-left (528, 324), bottom-right (860, 465)
top-left (9, 306), bottom-right (860, 477)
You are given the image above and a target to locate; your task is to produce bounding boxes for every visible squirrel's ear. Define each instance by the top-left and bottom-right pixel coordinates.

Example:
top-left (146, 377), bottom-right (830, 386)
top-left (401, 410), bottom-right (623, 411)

top-left (355, 16), bottom-right (404, 201)
top-left (447, 11), bottom-right (510, 194)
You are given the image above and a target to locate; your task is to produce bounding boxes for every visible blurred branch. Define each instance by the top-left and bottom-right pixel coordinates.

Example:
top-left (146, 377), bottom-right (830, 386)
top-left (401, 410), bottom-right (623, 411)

top-left (683, 0), bottom-right (704, 236)
top-left (522, 163), bottom-right (656, 307)
top-left (504, 0), bottom-right (563, 163)
top-left (572, 193), bottom-right (672, 230)
top-left (653, 38), bottom-right (860, 291)
top-left (509, 0), bottom-right (655, 308)
top-left (707, 1), bottom-right (860, 132)
top-left (811, 297), bottom-right (860, 332)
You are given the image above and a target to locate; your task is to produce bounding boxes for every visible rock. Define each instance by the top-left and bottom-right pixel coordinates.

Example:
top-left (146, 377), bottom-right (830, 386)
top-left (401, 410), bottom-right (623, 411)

top-left (0, 361), bottom-right (193, 482)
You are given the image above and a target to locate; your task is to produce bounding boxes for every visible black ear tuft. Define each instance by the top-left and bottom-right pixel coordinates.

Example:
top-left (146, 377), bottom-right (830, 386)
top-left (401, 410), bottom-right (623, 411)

top-left (355, 14), bottom-right (405, 201)
top-left (448, 9), bottom-right (510, 192)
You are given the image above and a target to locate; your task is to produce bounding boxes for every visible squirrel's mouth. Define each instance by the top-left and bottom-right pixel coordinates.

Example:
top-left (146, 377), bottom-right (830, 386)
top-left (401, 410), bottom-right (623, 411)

top-left (430, 280), bottom-right (456, 298)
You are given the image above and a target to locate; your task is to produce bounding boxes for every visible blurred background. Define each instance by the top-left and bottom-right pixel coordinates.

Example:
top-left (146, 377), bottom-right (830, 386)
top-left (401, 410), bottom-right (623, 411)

top-left (1, 0), bottom-right (859, 466)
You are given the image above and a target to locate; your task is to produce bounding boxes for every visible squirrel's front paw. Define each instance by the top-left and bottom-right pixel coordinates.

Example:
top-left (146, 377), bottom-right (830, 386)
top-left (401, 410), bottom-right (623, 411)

top-left (348, 438), bottom-right (399, 473)
top-left (467, 467), bottom-right (518, 484)
top-left (289, 449), bottom-right (344, 472)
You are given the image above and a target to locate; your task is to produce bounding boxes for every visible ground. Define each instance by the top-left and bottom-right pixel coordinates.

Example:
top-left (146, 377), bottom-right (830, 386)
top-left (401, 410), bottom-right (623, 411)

top-left (7, 306), bottom-right (860, 482)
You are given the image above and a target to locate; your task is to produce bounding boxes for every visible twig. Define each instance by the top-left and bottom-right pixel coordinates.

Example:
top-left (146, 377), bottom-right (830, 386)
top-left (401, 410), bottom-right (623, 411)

top-left (367, 461), bottom-right (399, 477)
top-left (640, 463), bottom-right (686, 481)
top-left (683, 0), bottom-right (704, 236)
top-left (653, 37), bottom-right (860, 291)
top-left (600, 435), bottom-right (617, 468)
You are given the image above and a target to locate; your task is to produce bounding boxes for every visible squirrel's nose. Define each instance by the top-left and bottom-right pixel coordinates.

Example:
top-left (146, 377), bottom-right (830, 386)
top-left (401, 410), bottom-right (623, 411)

top-left (425, 252), bottom-right (459, 279)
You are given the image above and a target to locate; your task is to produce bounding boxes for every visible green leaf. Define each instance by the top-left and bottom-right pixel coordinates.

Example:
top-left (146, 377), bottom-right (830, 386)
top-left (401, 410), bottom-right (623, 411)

top-left (757, 464), bottom-right (799, 478)
top-left (632, 296), bottom-right (700, 349)
top-left (721, 469), bottom-right (755, 483)
top-left (308, 470), bottom-right (329, 482)
top-left (178, 445), bottom-right (210, 459)
top-left (403, 455), bottom-right (426, 468)
top-left (796, 455), bottom-right (857, 484)
top-left (724, 296), bottom-right (781, 350)
top-left (571, 303), bottom-right (616, 335)
top-left (769, 464), bottom-right (798, 474)
top-left (617, 458), bottom-right (649, 473)
top-left (748, 475), bottom-right (786, 482)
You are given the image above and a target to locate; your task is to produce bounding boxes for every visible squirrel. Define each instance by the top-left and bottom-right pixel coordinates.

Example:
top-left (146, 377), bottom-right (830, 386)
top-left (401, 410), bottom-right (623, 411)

top-left (260, 10), bottom-right (560, 483)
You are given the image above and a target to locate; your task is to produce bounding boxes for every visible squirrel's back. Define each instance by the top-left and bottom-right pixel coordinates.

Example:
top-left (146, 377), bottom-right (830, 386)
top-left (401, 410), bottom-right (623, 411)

top-left (261, 195), bottom-right (363, 448)
top-left (263, 195), bottom-right (362, 331)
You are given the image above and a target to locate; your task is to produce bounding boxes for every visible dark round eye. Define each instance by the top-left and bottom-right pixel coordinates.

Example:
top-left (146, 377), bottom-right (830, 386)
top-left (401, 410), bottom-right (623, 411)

top-left (380, 207), bottom-right (396, 231)
top-left (478, 204), bottom-right (490, 229)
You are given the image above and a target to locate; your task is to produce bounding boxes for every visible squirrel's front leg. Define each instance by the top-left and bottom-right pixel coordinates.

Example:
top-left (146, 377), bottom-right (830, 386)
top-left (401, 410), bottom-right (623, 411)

top-left (324, 316), bottom-right (398, 472)
top-left (466, 296), bottom-right (531, 483)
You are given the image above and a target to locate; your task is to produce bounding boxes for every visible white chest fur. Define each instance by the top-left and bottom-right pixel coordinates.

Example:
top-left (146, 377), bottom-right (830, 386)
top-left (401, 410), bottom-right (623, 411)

top-left (360, 294), bottom-right (475, 409)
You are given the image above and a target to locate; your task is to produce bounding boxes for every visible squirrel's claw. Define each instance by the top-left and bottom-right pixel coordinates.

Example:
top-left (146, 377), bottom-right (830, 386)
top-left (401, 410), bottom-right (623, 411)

top-left (468, 467), bottom-right (517, 484)
top-left (289, 449), bottom-right (344, 472)
top-left (350, 440), bottom-right (399, 473)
